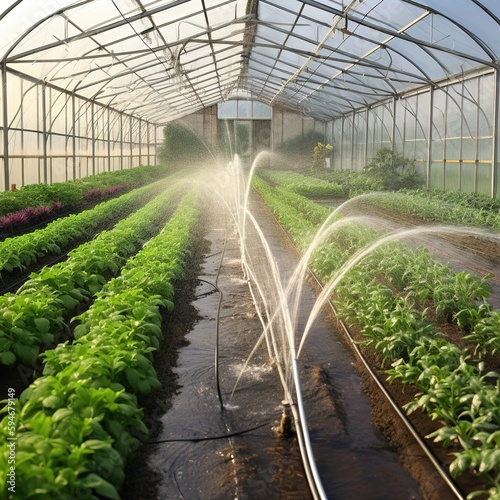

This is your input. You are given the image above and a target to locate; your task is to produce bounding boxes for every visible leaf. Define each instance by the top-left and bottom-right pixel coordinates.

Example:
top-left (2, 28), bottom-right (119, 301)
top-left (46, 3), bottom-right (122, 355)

top-left (95, 478), bottom-right (121, 499)
top-left (43, 395), bottom-right (63, 409)
top-left (163, 299), bottom-right (175, 312)
top-left (144, 322), bottom-right (162, 338)
top-left (0, 351), bottom-right (16, 366)
top-left (73, 323), bottom-right (90, 340)
top-left (138, 379), bottom-right (151, 394)
top-left (82, 473), bottom-right (104, 488)
top-left (28, 412), bottom-right (52, 436)
top-left (106, 419), bottom-right (124, 438)
top-left (81, 439), bottom-right (111, 450)
top-left (125, 368), bottom-right (140, 389)
top-left (59, 294), bottom-right (80, 312)
top-left (34, 317), bottom-right (51, 333)
top-left (479, 449), bottom-right (500, 473)
top-left (52, 408), bottom-right (73, 422)
top-left (13, 343), bottom-right (39, 366)
top-left (40, 332), bottom-right (55, 345)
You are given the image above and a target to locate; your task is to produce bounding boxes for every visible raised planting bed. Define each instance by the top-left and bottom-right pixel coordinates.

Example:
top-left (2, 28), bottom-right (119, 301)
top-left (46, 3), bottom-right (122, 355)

top-left (0, 180), bottom-right (187, 369)
top-left (254, 175), bottom-right (500, 499)
top-left (0, 189), bottom-right (200, 499)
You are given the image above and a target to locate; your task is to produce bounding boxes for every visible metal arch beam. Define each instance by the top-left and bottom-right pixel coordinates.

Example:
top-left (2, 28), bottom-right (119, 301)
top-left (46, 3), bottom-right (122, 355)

top-left (401, 0), bottom-right (498, 62)
top-left (268, 9), bottom-right (437, 106)
top-left (3, 0), bottom-right (96, 62)
top-left (248, 0), bottom-right (307, 98)
top-left (248, 50), bottom-right (393, 102)
top-left (256, 0), bottom-right (431, 83)
top-left (89, 44), bottom-right (241, 102)
top-left (69, 10), bottom-right (252, 104)
top-left (200, 0), bottom-right (224, 101)
top-left (252, 29), bottom-right (431, 87)
top-left (251, 45), bottom-right (428, 90)
top-left (5, 0), bottom-right (191, 63)
top-left (470, 0), bottom-right (500, 25)
top-left (297, 0), bottom-right (499, 69)
top-left (0, 0), bottom-right (23, 22)
top-left (252, 3), bottom-right (436, 100)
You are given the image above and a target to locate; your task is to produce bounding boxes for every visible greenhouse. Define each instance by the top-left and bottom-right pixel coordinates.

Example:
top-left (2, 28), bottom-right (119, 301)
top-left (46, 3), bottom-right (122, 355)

top-left (1, 1), bottom-right (500, 499)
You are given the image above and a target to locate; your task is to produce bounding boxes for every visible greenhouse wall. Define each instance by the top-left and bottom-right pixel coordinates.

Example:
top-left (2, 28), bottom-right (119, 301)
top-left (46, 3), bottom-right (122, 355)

top-left (329, 68), bottom-right (500, 198)
top-left (166, 103), bottom-right (326, 166)
top-left (0, 69), bottom-right (157, 191)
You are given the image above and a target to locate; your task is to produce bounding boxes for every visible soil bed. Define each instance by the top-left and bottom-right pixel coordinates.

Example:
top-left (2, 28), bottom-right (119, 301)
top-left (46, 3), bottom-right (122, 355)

top-left (122, 189), bottom-right (431, 499)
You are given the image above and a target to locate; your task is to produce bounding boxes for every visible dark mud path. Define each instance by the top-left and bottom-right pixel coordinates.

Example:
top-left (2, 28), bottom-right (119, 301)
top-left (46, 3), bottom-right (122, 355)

top-left (122, 189), bottom-right (440, 499)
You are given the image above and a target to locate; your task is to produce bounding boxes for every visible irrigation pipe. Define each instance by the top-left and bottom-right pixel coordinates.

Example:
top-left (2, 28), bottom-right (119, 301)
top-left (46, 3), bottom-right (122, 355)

top-left (183, 277), bottom-right (225, 410)
top-left (214, 222), bottom-right (228, 410)
top-left (253, 188), bottom-right (466, 500)
top-left (291, 358), bottom-right (328, 500)
top-left (288, 228), bottom-right (466, 499)
top-left (311, 271), bottom-right (466, 500)
top-left (238, 204), bottom-right (327, 499)
top-left (148, 420), bottom-right (271, 444)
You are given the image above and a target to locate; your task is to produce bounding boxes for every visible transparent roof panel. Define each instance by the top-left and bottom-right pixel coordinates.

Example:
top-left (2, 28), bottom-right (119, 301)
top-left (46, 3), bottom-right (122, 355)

top-left (0, 0), bottom-right (499, 123)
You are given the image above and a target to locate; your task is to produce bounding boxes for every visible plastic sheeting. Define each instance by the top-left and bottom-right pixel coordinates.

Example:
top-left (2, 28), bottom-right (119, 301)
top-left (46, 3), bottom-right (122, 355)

top-left (1, 0), bottom-right (498, 123)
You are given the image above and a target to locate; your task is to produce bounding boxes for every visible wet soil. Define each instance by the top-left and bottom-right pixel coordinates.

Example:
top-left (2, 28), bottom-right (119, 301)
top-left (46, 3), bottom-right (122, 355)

top-left (4, 186), bottom-right (497, 499)
top-left (120, 189), bottom-right (440, 499)
top-left (343, 200), bottom-right (500, 307)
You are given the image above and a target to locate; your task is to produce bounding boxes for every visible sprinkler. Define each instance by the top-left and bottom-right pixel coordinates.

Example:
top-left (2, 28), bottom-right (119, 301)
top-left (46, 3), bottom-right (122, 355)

top-left (279, 399), bottom-right (294, 438)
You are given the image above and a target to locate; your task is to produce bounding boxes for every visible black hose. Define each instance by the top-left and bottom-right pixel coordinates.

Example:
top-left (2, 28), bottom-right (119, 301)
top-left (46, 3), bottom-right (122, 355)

top-left (148, 420), bottom-right (271, 444)
top-left (180, 219), bottom-right (228, 411)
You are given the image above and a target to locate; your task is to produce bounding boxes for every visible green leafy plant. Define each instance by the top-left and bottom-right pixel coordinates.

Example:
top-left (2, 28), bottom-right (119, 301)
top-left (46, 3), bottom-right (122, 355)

top-left (0, 181), bottom-right (185, 367)
top-left (363, 148), bottom-right (423, 190)
top-left (0, 190), bottom-right (199, 498)
top-left (311, 142), bottom-right (333, 170)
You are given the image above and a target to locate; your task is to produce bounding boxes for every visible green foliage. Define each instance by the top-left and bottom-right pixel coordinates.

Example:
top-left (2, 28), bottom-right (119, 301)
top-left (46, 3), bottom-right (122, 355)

top-left (157, 122), bottom-right (209, 168)
top-left (272, 130), bottom-right (325, 169)
top-left (363, 147), bottom-right (423, 190)
top-left (357, 189), bottom-right (500, 229)
top-left (0, 165), bottom-right (167, 216)
top-left (255, 175), bottom-right (500, 497)
top-left (311, 142), bottom-right (333, 170)
top-left (260, 170), bottom-right (344, 198)
top-left (0, 190), bottom-right (199, 498)
top-left (0, 180), bottom-right (170, 279)
top-left (0, 181), bottom-right (184, 367)
top-left (275, 130), bottom-right (324, 157)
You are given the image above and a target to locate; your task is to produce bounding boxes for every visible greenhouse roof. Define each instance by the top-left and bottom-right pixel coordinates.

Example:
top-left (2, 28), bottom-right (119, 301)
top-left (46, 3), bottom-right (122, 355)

top-left (1, 0), bottom-right (499, 123)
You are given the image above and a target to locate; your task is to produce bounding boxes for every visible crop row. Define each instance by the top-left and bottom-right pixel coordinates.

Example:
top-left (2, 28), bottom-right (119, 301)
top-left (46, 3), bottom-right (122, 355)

top-left (0, 181), bottom-right (186, 367)
top-left (0, 189), bottom-right (199, 499)
top-left (334, 267), bottom-right (500, 498)
top-left (0, 165), bottom-right (168, 216)
top-left (0, 178), bottom-right (172, 279)
top-left (351, 189), bottom-right (500, 230)
top-left (259, 169), bottom-right (344, 198)
top-left (254, 176), bottom-right (500, 498)
top-left (254, 176), bottom-right (497, 353)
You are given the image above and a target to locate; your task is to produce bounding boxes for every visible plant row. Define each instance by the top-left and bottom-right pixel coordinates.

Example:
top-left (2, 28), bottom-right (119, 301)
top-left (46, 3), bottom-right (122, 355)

top-left (0, 189), bottom-right (199, 499)
top-left (334, 266), bottom-right (499, 499)
top-left (0, 165), bottom-right (168, 216)
top-left (0, 181), bottom-right (186, 367)
top-left (254, 176), bottom-right (500, 498)
top-left (358, 190), bottom-right (500, 230)
top-left (405, 189), bottom-right (500, 213)
top-left (259, 169), bottom-right (344, 198)
top-left (0, 202), bottom-right (65, 234)
top-left (0, 178), bottom-right (169, 279)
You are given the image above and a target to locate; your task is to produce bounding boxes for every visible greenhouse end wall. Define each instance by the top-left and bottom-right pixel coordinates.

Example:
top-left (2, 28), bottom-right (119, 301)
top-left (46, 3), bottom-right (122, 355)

top-left (0, 69), bottom-right (158, 191)
top-left (329, 68), bottom-right (500, 198)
